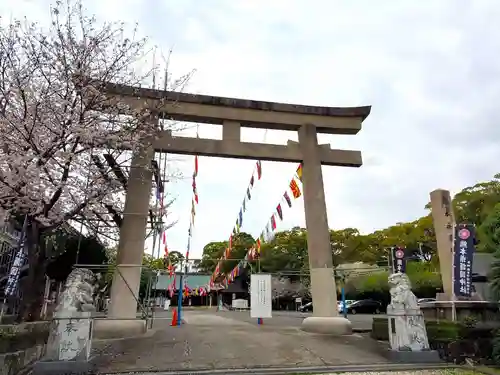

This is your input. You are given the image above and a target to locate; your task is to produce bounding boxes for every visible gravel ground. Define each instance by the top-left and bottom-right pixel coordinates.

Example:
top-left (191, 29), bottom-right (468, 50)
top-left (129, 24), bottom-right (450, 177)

top-left (323, 371), bottom-right (474, 375)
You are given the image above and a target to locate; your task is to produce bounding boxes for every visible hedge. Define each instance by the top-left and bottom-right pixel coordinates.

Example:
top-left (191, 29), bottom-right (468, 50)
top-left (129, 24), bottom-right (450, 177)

top-left (371, 317), bottom-right (461, 342)
top-left (344, 263), bottom-right (443, 305)
top-left (371, 317), bottom-right (497, 363)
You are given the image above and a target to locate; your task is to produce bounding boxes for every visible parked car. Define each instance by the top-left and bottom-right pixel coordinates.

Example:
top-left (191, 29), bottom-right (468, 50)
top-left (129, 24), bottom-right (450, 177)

top-left (337, 299), bottom-right (355, 313)
top-left (346, 299), bottom-right (382, 314)
top-left (298, 302), bottom-right (313, 312)
top-left (417, 298), bottom-right (436, 304)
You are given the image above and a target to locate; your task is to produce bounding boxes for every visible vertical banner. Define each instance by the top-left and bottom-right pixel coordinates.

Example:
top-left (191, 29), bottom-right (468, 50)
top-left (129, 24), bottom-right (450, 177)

top-left (4, 215), bottom-right (28, 297)
top-left (250, 274), bottom-right (272, 319)
top-left (453, 224), bottom-right (475, 297)
top-left (391, 246), bottom-right (406, 274)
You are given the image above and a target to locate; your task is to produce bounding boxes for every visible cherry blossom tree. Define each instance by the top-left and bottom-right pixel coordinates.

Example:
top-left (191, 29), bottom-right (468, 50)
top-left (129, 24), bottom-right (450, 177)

top-left (0, 0), bottom-right (190, 320)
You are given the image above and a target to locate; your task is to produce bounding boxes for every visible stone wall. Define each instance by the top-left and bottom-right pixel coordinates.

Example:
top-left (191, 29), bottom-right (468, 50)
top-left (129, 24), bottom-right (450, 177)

top-left (0, 321), bottom-right (50, 375)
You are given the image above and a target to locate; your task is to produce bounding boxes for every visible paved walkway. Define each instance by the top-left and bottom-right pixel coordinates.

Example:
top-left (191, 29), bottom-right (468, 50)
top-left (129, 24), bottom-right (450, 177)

top-left (92, 311), bottom-right (389, 373)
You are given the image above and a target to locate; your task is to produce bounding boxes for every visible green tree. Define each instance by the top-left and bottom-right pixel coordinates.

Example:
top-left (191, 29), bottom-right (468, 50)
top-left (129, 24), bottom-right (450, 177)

top-left (453, 174), bottom-right (500, 225)
top-left (479, 203), bottom-right (500, 299)
top-left (260, 228), bottom-right (308, 279)
top-left (196, 232), bottom-right (254, 276)
top-left (477, 203), bottom-right (500, 254)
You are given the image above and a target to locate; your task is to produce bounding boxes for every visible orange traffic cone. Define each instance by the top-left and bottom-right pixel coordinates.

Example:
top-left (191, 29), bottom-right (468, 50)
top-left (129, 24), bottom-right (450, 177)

top-left (171, 308), bottom-right (178, 326)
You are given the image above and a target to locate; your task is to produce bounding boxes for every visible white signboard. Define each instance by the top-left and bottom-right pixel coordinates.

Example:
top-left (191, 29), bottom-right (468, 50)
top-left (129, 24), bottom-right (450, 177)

top-left (250, 274), bottom-right (272, 318)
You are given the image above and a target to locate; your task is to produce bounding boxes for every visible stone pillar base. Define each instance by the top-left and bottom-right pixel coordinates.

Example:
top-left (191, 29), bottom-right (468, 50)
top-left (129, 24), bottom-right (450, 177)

top-left (92, 319), bottom-right (147, 339)
top-left (301, 316), bottom-right (352, 335)
top-left (33, 360), bottom-right (95, 375)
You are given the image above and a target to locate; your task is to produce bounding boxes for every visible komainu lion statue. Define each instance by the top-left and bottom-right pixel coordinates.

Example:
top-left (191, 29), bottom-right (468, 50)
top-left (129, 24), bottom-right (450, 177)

top-left (387, 272), bottom-right (430, 351)
top-left (388, 272), bottom-right (419, 311)
top-left (54, 268), bottom-right (98, 314)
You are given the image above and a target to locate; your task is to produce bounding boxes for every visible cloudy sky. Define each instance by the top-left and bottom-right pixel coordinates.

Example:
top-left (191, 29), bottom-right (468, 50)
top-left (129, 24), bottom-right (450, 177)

top-left (3, 0), bottom-right (500, 261)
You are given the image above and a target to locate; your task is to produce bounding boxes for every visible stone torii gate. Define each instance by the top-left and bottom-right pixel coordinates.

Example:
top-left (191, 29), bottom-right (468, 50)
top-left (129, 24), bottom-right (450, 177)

top-left (98, 82), bottom-right (371, 337)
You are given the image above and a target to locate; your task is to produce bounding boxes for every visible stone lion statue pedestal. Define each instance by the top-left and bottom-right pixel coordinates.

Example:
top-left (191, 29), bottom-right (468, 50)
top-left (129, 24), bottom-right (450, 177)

top-left (33, 268), bottom-right (97, 375)
top-left (384, 272), bottom-right (441, 363)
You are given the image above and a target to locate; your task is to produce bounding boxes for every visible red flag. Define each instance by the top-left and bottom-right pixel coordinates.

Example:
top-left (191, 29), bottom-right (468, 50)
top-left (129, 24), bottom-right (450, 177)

top-left (289, 178), bottom-right (302, 199)
top-left (167, 263), bottom-right (174, 277)
top-left (271, 214), bottom-right (277, 230)
top-left (256, 161), bottom-right (262, 179)
top-left (162, 232), bottom-right (166, 244)
top-left (276, 204), bottom-right (283, 220)
top-left (194, 155), bottom-right (199, 176)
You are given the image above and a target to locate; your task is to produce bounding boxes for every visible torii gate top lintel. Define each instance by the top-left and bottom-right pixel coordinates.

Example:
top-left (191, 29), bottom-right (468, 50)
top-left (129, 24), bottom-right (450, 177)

top-left (102, 81), bottom-right (371, 135)
top-left (100, 81), bottom-right (370, 167)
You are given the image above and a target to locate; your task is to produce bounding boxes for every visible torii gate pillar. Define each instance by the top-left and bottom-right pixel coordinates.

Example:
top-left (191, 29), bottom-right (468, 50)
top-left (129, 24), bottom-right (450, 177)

top-left (94, 146), bottom-right (154, 338)
top-left (299, 124), bottom-right (352, 335)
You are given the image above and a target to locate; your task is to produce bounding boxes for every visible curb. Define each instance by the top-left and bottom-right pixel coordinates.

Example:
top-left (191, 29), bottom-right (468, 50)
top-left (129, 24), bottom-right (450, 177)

top-left (352, 328), bottom-right (371, 333)
top-left (99, 362), bottom-right (460, 375)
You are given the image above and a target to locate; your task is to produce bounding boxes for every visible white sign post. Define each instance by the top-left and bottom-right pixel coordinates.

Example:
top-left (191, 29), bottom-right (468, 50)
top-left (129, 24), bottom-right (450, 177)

top-left (250, 274), bottom-right (272, 324)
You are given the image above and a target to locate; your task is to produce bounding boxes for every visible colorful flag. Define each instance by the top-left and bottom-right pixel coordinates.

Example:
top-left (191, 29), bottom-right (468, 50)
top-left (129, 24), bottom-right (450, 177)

top-left (296, 163), bottom-right (303, 182)
top-left (250, 175), bottom-right (255, 187)
top-left (235, 220), bottom-right (240, 233)
top-left (271, 215), bottom-right (277, 230)
top-left (163, 232), bottom-right (169, 258)
top-left (290, 178), bottom-right (302, 199)
top-left (192, 176), bottom-right (199, 204)
top-left (239, 209), bottom-right (243, 227)
top-left (168, 263), bottom-right (174, 276)
top-left (247, 187), bottom-right (251, 200)
top-left (186, 236), bottom-right (191, 260)
top-left (283, 191), bottom-right (292, 208)
top-left (256, 161), bottom-right (262, 179)
top-left (194, 155), bottom-right (199, 177)
top-left (276, 204), bottom-right (283, 220)
top-left (242, 198), bottom-right (246, 212)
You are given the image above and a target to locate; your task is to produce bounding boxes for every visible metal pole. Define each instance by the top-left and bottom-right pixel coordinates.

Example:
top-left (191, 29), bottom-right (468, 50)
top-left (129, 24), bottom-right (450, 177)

top-left (341, 286), bottom-right (347, 318)
top-left (177, 262), bottom-right (188, 326)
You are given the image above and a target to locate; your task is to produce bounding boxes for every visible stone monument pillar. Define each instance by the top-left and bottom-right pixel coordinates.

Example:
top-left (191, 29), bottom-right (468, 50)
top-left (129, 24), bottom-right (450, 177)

top-left (298, 124), bottom-right (351, 335)
top-left (429, 189), bottom-right (455, 299)
top-left (108, 146), bottom-right (153, 318)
